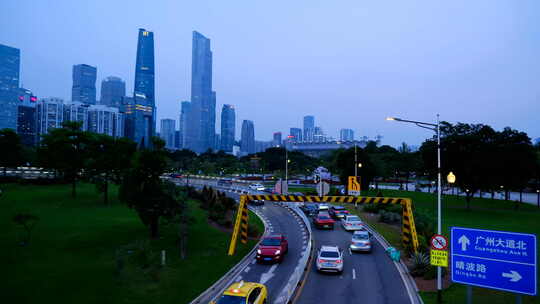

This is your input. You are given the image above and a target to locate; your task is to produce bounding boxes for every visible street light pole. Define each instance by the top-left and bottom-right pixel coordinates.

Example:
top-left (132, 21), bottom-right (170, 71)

top-left (354, 143), bottom-right (358, 177)
top-left (387, 114), bottom-right (443, 303)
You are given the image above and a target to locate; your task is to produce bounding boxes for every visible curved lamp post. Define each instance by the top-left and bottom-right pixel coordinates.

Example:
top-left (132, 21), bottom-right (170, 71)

top-left (387, 115), bottom-right (443, 303)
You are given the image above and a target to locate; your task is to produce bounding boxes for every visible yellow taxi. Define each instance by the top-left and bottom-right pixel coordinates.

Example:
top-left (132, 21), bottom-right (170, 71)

top-left (211, 281), bottom-right (268, 304)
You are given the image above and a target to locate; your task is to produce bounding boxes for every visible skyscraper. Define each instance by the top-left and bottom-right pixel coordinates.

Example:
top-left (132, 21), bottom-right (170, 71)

top-left (303, 115), bottom-right (315, 142)
top-left (87, 105), bottom-right (124, 138)
top-left (179, 101), bottom-right (191, 149)
top-left (36, 98), bottom-right (64, 142)
top-left (273, 132), bottom-right (282, 147)
top-left (17, 88), bottom-right (37, 146)
top-left (160, 119), bottom-right (176, 149)
top-left (72, 64), bottom-right (97, 105)
top-left (185, 31), bottom-right (215, 153)
top-left (289, 128), bottom-right (302, 142)
top-left (240, 120), bottom-right (255, 155)
top-left (0, 43), bottom-right (20, 130)
top-left (100, 76), bottom-right (125, 108)
top-left (220, 104), bottom-right (235, 152)
top-left (131, 28), bottom-right (155, 147)
top-left (340, 128), bottom-right (354, 141)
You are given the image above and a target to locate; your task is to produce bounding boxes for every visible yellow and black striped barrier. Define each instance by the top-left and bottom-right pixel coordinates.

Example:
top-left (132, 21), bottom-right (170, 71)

top-left (227, 195), bottom-right (420, 255)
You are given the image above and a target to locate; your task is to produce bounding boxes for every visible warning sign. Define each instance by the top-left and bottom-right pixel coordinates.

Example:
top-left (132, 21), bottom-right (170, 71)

top-left (430, 249), bottom-right (448, 267)
top-left (348, 176), bottom-right (361, 196)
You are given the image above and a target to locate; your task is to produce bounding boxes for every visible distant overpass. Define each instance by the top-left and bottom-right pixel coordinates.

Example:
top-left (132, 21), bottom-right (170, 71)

top-left (289, 140), bottom-right (369, 157)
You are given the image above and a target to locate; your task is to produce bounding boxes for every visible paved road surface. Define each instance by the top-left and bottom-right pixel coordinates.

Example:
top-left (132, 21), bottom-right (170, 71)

top-left (297, 219), bottom-right (411, 304)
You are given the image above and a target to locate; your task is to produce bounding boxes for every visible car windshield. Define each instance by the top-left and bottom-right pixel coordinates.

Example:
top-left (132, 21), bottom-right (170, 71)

top-left (216, 295), bottom-right (246, 304)
top-left (320, 251), bottom-right (340, 258)
top-left (318, 215), bottom-right (330, 220)
top-left (334, 206), bottom-right (346, 210)
top-left (347, 216), bottom-right (360, 222)
top-left (353, 234), bottom-right (369, 240)
top-left (261, 238), bottom-right (281, 246)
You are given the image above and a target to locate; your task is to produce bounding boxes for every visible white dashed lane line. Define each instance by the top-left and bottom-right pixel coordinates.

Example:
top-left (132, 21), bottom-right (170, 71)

top-left (352, 268), bottom-right (356, 280)
top-left (244, 267), bottom-right (250, 273)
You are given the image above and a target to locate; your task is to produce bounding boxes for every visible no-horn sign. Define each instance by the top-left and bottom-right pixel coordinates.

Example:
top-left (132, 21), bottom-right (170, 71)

top-left (430, 234), bottom-right (449, 250)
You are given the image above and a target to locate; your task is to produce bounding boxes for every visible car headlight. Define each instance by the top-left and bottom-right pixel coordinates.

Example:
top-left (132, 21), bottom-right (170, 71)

top-left (275, 250), bottom-right (281, 255)
top-left (257, 249), bottom-right (261, 254)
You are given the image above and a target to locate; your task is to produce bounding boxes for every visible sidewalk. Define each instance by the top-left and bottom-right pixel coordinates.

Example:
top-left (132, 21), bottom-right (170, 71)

top-left (375, 184), bottom-right (540, 207)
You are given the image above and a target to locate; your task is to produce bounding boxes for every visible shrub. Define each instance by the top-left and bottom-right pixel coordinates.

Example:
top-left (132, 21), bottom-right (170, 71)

top-left (409, 251), bottom-right (430, 277)
top-left (379, 210), bottom-right (401, 224)
top-left (247, 224), bottom-right (260, 238)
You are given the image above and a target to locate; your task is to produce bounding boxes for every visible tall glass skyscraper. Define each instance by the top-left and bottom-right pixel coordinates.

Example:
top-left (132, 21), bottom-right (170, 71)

top-left (179, 101), bottom-right (191, 149)
top-left (289, 127), bottom-right (302, 142)
top-left (186, 31), bottom-right (215, 153)
top-left (240, 120), bottom-right (255, 155)
top-left (0, 43), bottom-right (20, 130)
top-left (100, 76), bottom-right (125, 108)
top-left (220, 104), bottom-right (235, 152)
top-left (160, 119), bottom-right (176, 149)
top-left (303, 115), bottom-right (315, 142)
top-left (72, 64), bottom-right (97, 105)
top-left (129, 28), bottom-right (155, 147)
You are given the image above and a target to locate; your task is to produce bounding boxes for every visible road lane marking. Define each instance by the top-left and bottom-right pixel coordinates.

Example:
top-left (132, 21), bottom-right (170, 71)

top-left (349, 248), bottom-right (352, 255)
top-left (260, 264), bottom-right (278, 284)
top-left (244, 266), bottom-right (250, 273)
top-left (352, 268), bottom-right (356, 280)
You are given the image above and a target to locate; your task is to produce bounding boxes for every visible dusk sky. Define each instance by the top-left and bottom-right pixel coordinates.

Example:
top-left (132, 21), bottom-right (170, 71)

top-left (2, 0), bottom-right (539, 147)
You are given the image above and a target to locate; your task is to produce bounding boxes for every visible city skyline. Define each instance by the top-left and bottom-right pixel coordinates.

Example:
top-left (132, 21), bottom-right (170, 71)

top-left (2, 1), bottom-right (540, 147)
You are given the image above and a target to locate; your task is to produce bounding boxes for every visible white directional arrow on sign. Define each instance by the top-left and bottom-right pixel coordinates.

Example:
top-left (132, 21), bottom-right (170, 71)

top-left (502, 270), bottom-right (522, 282)
top-left (458, 235), bottom-right (470, 251)
top-left (260, 264), bottom-right (278, 284)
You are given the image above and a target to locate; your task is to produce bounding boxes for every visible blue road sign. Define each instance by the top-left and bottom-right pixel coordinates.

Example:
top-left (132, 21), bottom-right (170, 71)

top-left (451, 227), bottom-right (537, 296)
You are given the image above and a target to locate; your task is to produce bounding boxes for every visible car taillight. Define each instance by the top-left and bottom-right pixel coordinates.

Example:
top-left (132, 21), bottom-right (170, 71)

top-left (318, 259), bottom-right (325, 263)
top-left (346, 223), bottom-right (351, 226)
top-left (335, 259), bottom-right (342, 264)
top-left (365, 242), bottom-right (371, 245)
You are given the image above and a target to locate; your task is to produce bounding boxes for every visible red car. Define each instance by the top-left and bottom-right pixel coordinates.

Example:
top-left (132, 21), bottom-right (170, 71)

top-left (256, 234), bottom-right (288, 263)
top-left (313, 213), bottom-right (335, 229)
top-left (329, 206), bottom-right (350, 219)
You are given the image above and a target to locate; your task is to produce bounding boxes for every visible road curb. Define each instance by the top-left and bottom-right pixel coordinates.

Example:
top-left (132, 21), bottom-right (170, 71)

top-left (188, 202), bottom-right (268, 304)
top-left (363, 223), bottom-right (424, 304)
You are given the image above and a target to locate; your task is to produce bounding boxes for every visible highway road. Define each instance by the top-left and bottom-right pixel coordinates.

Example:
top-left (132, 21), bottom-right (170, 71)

top-left (177, 177), bottom-right (413, 304)
top-left (297, 217), bottom-right (412, 304)
top-left (175, 179), bottom-right (310, 304)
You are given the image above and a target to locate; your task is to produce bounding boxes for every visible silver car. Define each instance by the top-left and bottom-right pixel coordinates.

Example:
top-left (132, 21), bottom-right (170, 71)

top-left (341, 215), bottom-right (365, 231)
top-left (350, 230), bottom-right (372, 252)
top-left (316, 245), bottom-right (344, 273)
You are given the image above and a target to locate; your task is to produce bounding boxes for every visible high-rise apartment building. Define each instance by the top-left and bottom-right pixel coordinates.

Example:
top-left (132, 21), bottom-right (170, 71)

top-left (240, 120), bottom-right (255, 155)
top-left (313, 126), bottom-right (325, 142)
top-left (289, 128), bottom-right (302, 142)
top-left (303, 115), bottom-right (315, 142)
top-left (130, 28), bottom-right (155, 147)
top-left (0, 44), bottom-right (20, 130)
top-left (100, 76), bottom-right (125, 108)
top-left (273, 132), bottom-right (282, 147)
top-left (87, 105), bottom-right (124, 138)
top-left (179, 101), bottom-right (191, 149)
top-left (340, 128), bottom-right (354, 141)
top-left (220, 104), bottom-right (235, 152)
top-left (72, 64), bottom-right (97, 105)
top-left (185, 31), bottom-right (215, 153)
top-left (36, 98), bottom-right (64, 141)
top-left (160, 119), bottom-right (176, 149)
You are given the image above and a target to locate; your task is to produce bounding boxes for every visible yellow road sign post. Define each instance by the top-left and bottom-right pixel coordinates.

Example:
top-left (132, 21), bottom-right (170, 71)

top-left (430, 249), bottom-right (448, 267)
top-left (348, 176), bottom-right (361, 196)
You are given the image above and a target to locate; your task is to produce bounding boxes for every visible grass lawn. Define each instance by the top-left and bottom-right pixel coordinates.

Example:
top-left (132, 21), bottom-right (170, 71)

top-left (0, 183), bottom-right (262, 304)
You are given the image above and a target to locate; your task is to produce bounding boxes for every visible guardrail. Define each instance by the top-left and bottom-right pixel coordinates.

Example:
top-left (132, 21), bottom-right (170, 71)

top-left (274, 203), bottom-right (313, 304)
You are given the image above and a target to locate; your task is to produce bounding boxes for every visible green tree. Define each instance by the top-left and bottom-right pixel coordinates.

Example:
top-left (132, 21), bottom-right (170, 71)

top-left (86, 134), bottom-right (136, 205)
top-left (0, 129), bottom-right (24, 176)
top-left (332, 147), bottom-right (376, 192)
top-left (119, 137), bottom-right (173, 238)
top-left (38, 121), bottom-right (90, 198)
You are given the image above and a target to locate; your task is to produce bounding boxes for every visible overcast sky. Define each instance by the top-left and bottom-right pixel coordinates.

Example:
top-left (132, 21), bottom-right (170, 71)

top-left (2, 0), bottom-right (539, 147)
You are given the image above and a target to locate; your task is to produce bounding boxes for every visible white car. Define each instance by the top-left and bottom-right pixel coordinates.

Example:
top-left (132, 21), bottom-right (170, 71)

top-left (249, 183), bottom-right (265, 191)
top-left (341, 215), bottom-right (365, 231)
top-left (317, 203), bottom-right (330, 213)
top-left (316, 245), bottom-right (344, 273)
top-left (350, 230), bottom-right (372, 252)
